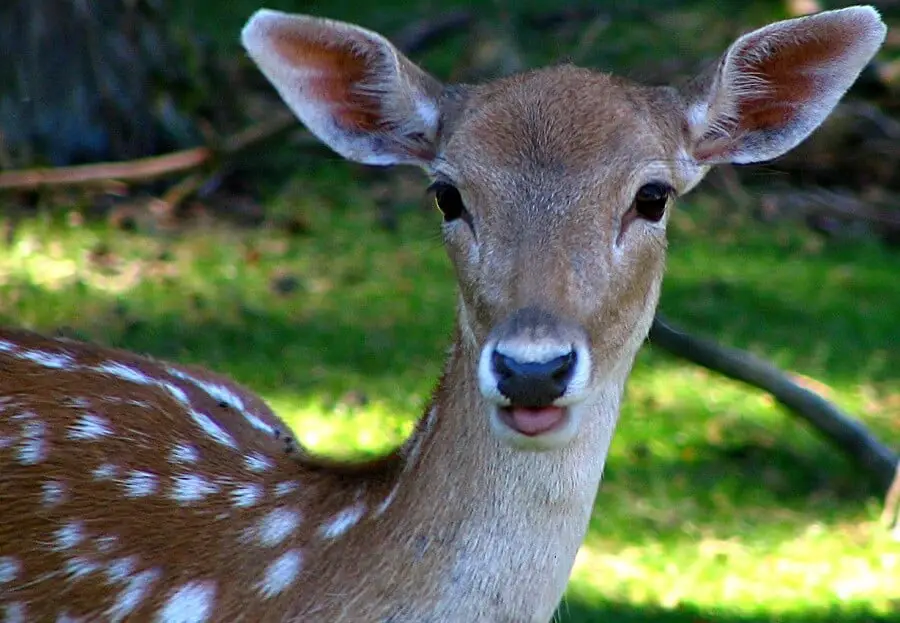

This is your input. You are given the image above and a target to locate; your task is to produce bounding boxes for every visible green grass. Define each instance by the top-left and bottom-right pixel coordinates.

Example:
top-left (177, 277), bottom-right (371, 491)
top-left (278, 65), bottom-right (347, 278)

top-left (2, 168), bottom-right (898, 621)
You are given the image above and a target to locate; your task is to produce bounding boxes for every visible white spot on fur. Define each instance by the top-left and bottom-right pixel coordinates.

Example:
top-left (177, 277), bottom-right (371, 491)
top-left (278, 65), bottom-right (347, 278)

top-left (254, 507), bottom-right (301, 546)
top-left (258, 549), bottom-right (302, 598)
top-left (244, 452), bottom-right (272, 472)
top-left (0, 435), bottom-right (13, 450)
top-left (374, 485), bottom-right (400, 517)
top-left (168, 368), bottom-right (276, 435)
top-left (107, 567), bottom-right (160, 622)
top-left (68, 413), bottom-right (113, 440)
top-left (55, 521), bottom-right (85, 551)
top-left (157, 580), bottom-right (216, 623)
top-left (3, 602), bottom-right (26, 623)
top-left (20, 349), bottom-right (75, 369)
top-left (0, 339), bottom-right (15, 352)
top-left (123, 470), bottom-right (158, 498)
top-left (161, 382), bottom-right (190, 406)
top-left (190, 410), bottom-right (237, 449)
top-left (42, 480), bottom-right (66, 507)
top-left (319, 502), bottom-right (366, 539)
top-left (95, 535), bottom-right (119, 553)
top-left (231, 483), bottom-right (262, 508)
top-left (170, 443), bottom-right (199, 464)
top-left (274, 481), bottom-right (298, 497)
top-left (56, 612), bottom-right (86, 623)
top-left (93, 463), bottom-right (119, 480)
top-left (65, 555), bottom-right (99, 580)
top-left (171, 474), bottom-right (219, 504)
top-left (94, 361), bottom-right (153, 385)
top-left (17, 418), bottom-right (46, 465)
top-left (107, 555), bottom-right (139, 584)
top-left (0, 556), bottom-right (20, 583)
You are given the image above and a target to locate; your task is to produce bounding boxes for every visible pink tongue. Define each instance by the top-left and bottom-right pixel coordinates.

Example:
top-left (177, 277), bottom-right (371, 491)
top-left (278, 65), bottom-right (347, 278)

top-left (508, 407), bottom-right (566, 436)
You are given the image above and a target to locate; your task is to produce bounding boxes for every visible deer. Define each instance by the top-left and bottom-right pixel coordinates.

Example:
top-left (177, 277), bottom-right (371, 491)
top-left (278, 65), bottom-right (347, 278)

top-left (0, 5), bottom-right (887, 622)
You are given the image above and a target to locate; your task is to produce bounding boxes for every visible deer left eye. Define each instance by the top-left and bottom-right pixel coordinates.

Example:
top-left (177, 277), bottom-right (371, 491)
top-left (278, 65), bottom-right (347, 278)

top-left (632, 182), bottom-right (671, 222)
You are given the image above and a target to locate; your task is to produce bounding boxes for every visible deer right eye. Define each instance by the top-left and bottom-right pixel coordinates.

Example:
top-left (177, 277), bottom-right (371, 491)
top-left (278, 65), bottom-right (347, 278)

top-left (429, 182), bottom-right (467, 223)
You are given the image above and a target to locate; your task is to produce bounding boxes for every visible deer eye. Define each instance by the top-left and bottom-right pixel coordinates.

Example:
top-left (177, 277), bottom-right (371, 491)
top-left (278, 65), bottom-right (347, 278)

top-left (632, 182), bottom-right (671, 222)
top-left (429, 182), bottom-right (467, 223)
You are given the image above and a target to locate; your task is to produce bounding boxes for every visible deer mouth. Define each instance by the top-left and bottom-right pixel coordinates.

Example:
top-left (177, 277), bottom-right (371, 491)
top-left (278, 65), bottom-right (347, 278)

top-left (497, 405), bottom-right (569, 437)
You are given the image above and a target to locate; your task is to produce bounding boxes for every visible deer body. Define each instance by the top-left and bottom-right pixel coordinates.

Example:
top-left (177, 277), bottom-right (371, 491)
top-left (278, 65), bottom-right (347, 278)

top-left (0, 6), bottom-right (886, 622)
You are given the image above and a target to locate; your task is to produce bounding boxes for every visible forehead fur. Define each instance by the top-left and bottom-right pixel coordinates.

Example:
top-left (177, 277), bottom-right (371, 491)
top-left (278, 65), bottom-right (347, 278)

top-left (438, 65), bottom-right (685, 187)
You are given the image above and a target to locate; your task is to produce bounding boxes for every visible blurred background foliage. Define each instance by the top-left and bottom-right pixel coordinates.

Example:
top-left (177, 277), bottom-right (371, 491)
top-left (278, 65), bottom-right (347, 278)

top-left (1, 1), bottom-right (899, 621)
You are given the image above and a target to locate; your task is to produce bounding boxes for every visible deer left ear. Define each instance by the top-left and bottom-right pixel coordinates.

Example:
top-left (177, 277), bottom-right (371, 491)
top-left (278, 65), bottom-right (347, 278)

top-left (241, 10), bottom-right (444, 167)
top-left (682, 6), bottom-right (887, 166)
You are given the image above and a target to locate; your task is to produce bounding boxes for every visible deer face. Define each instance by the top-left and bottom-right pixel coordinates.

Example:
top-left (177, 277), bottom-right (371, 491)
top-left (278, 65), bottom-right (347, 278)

top-left (431, 70), bottom-right (699, 449)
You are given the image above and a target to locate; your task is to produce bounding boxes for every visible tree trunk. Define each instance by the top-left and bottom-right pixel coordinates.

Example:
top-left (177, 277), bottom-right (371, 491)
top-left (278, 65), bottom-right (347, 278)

top-left (0, 0), bottom-right (208, 168)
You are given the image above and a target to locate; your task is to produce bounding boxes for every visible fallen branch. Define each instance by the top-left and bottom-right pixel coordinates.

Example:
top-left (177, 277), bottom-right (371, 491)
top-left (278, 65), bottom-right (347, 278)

top-left (882, 463), bottom-right (900, 530)
top-left (392, 10), bottom-right (473, 56)
top-left (0, 110), bottom-right (297, 191)
top-left (765, 187), bottom-right (900, 229)
top-left (648, 314), bottom-right (899, 497)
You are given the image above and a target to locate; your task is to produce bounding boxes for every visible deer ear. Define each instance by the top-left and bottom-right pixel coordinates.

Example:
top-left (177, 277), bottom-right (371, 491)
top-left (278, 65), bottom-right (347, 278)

top-left (683, 6), bottom-right (886, 165)
top-left (241, 10), bottom-right (443, 167)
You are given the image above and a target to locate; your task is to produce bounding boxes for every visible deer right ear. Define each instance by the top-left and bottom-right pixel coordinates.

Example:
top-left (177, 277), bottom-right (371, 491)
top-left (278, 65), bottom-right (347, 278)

top-left (241, 10), bottom-right (444, 167)
top-left (683, 6), bottom-right (887, 166)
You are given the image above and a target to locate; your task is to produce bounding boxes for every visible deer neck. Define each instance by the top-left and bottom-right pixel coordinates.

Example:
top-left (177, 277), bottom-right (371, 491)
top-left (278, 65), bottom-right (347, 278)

top-left (376, 325), bottom-right (631, 621)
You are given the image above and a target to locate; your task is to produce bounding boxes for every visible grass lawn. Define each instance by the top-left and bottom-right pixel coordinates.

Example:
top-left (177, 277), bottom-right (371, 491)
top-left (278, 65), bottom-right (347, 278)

top-left (3, 0), bottom-right (899, 620)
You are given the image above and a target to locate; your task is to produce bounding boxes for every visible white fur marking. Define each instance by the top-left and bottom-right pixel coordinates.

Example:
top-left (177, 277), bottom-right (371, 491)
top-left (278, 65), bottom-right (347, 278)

top-left (17, 418), bottom-right (46, 465)
top-left (319, 502), bottom-right (366, 539)
top-left (231, 483), bottom-right (262, 508)
top-left (55, 521), bottom-right (84, 551)
top-left (42, 480), bottom-right (66, 507)
top-left (0, 556), bottom-right (20, 583)
top-left (161, 382), bottom-right (190, 406)
top-left (374, 485), bottom-right (400, 517)
top-left (0, 339), bottom-right (15, 352)
top-left (3, 602), bottom-right (26, 623)
top-left (274, 481), bottom-right (298, 497)
top-left (168, 367), bottom-right (276, 435)
top-left (68, 413), bottom-right (113, 440)
top-left (255, 507), bottom-right (301, 547)
top-left (65, 555), bottom-right (100, 580)
top-left (243, 411), bottom-right (275, 436)
top-left (95, 535), bottom-right (119, 553)
top-left (258, 549), bottom-right (302, 598)
top-left (107, 555), bottom-right (139, 584)
top-left (108, 568), bottom-right (160, 622)
top-left (171, 473), bottom-right (219, 504)
top-left (93, 463), bottom-right (119, 480)
top-left (94, 361), bottom-right (153, 385)
top-left (170, 443), bottom-right (199, 464)
top-left (156, 580), bottom-right (217, 623)
top-left (123, 470), bottom-right (158, 498)
top-left (244, 452), bottom-right (272, 472)
top-left (190, 411), bottom-right (237, 449)
top-left (20, 349), bottom-right (75, 369)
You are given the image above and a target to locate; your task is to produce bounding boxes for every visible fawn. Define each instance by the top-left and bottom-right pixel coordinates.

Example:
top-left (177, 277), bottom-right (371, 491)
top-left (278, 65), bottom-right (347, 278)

top-left (0, 6), bottom-right (886, 622)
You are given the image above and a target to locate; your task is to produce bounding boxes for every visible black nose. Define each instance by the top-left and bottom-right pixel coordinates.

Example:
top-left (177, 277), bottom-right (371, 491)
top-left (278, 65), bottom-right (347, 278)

top-left (491, 350), bottom-right (576, 407)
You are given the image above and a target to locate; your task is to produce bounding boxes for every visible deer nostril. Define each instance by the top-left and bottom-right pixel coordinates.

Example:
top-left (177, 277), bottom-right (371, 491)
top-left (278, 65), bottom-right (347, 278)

top-left (491, 351), bottom-right (515, 381)
top-left (551, 351), bottom-right (576, 383)
top-left (490, 349), bottom-right (577, 407)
